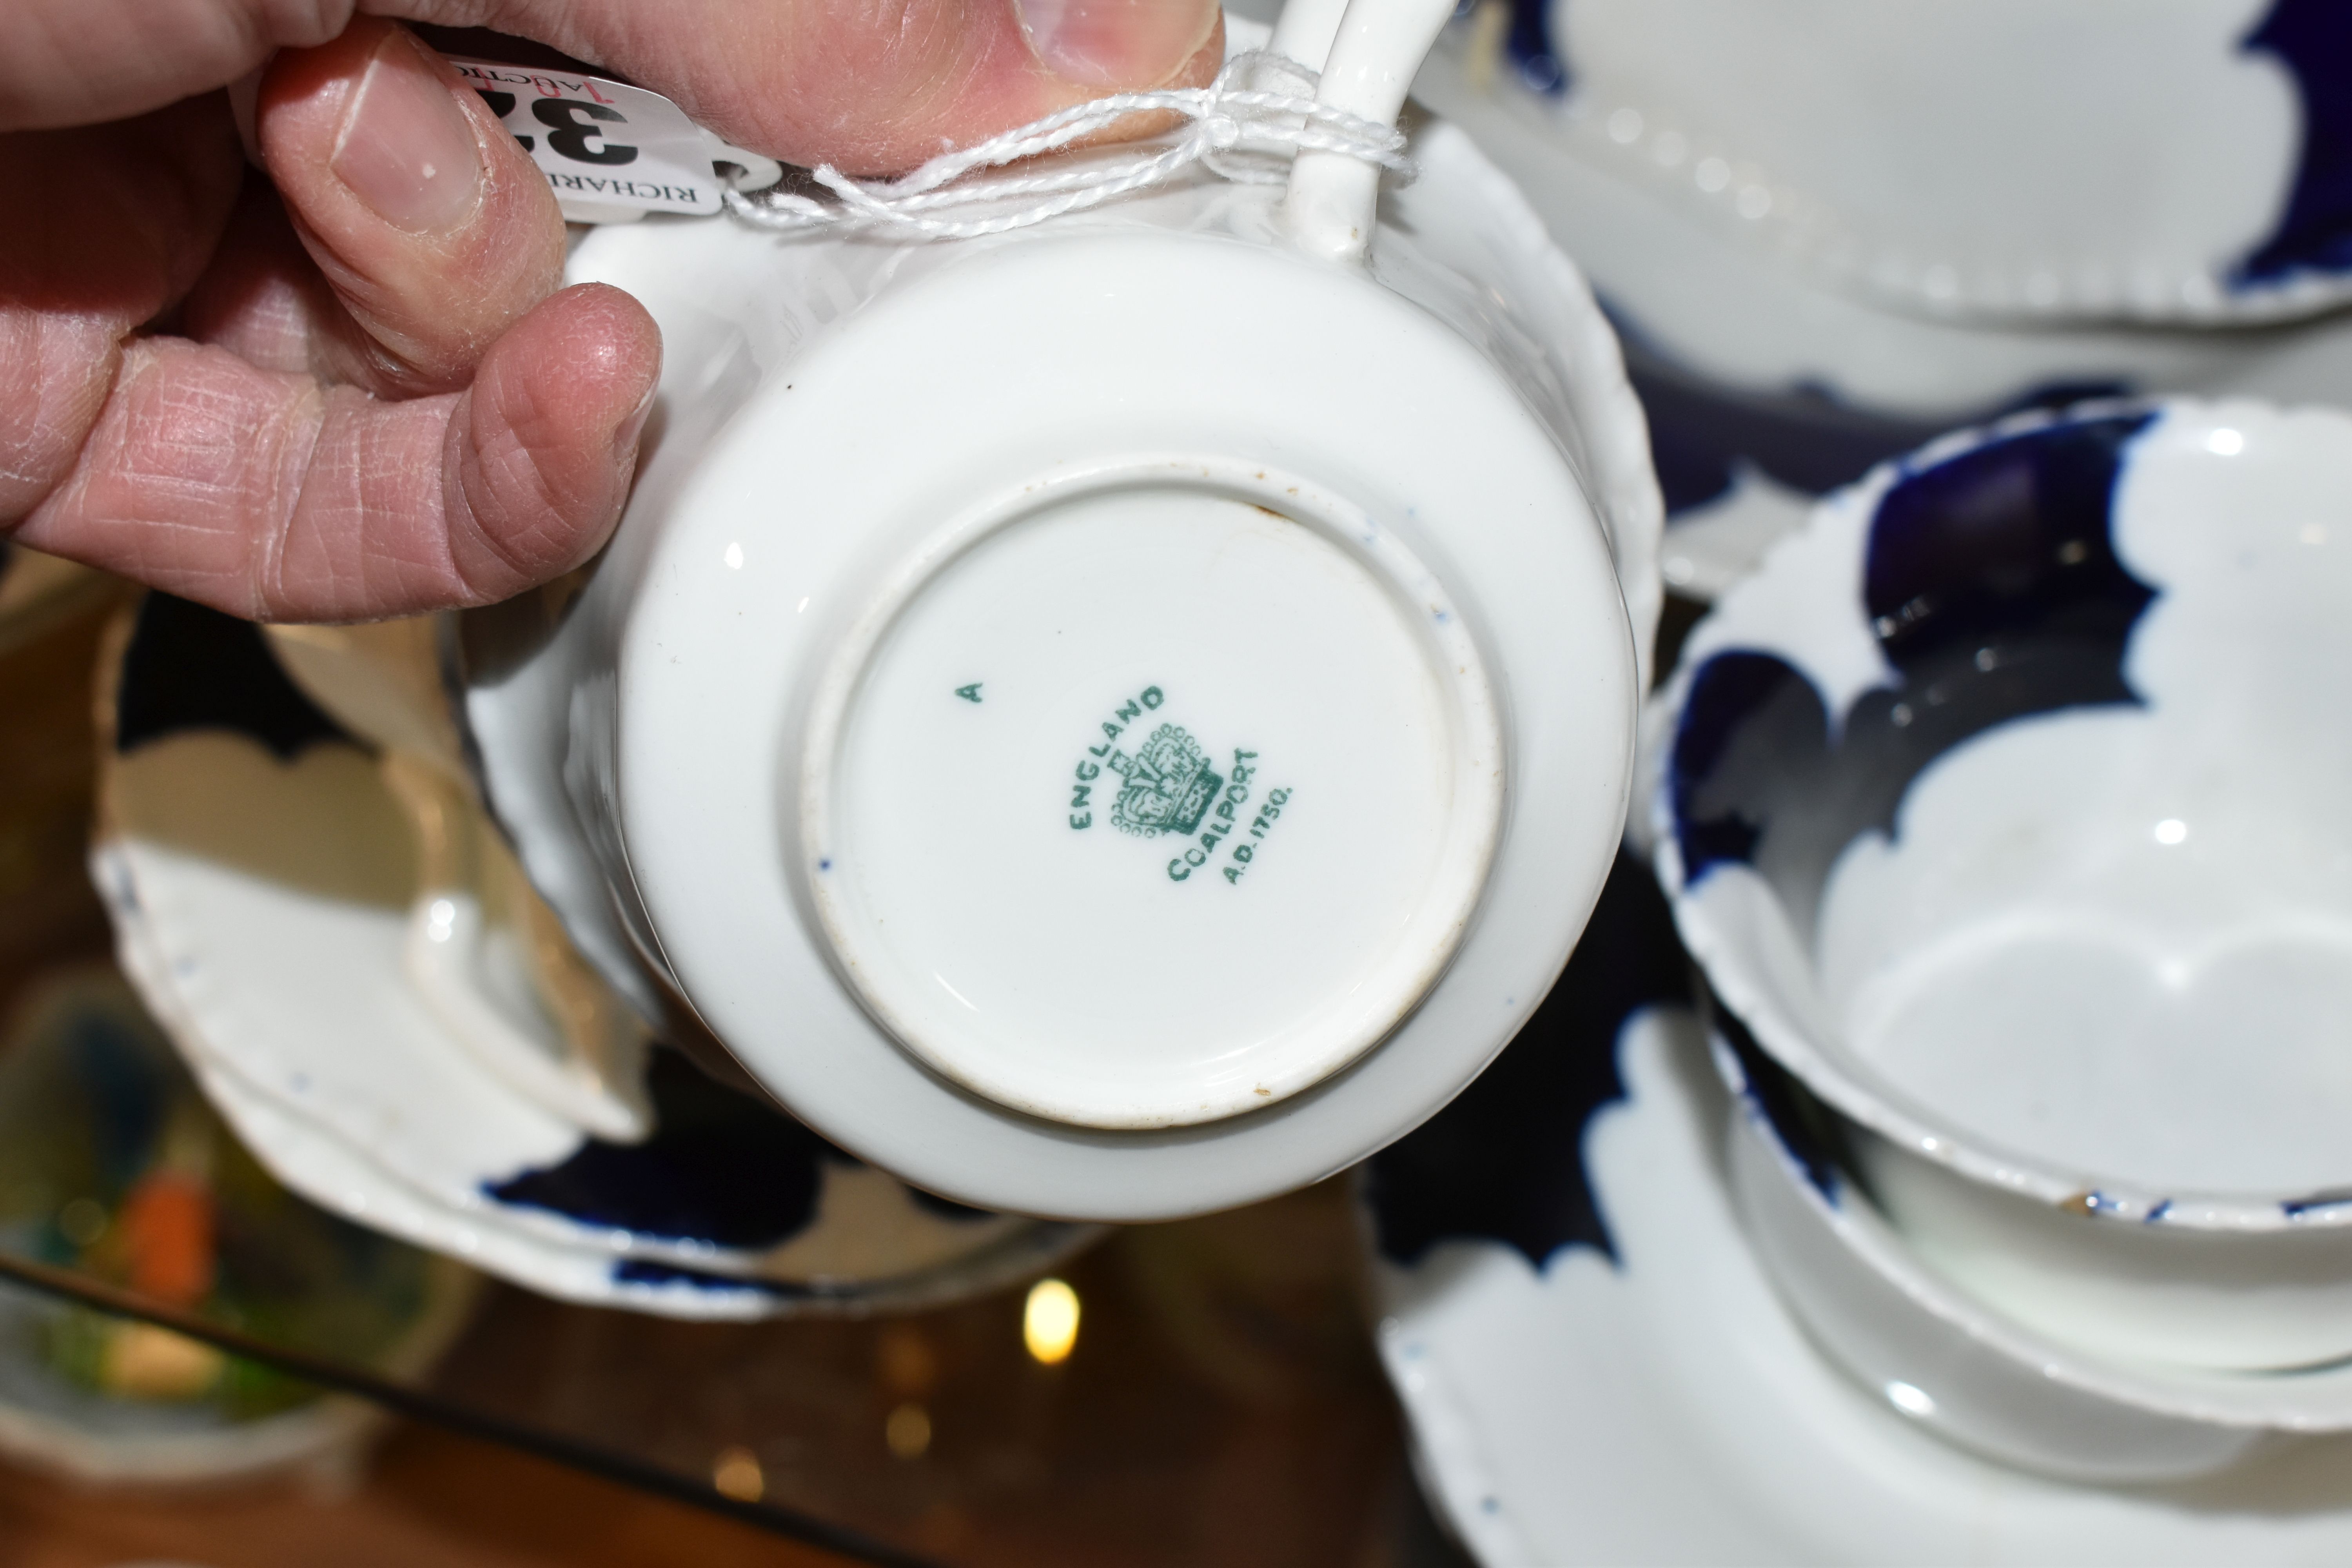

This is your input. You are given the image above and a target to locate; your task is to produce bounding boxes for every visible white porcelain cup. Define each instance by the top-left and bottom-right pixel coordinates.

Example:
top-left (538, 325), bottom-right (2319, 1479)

top-left (452, 0), bottom-right (1658, 1220)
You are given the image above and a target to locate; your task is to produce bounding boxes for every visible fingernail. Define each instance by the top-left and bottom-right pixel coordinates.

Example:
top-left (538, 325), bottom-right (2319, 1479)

top-left (612, 379), bottom-right (658, 459)
top-left (331, 32), bottom-right (484, 234)
top-left (1014, 0), bottom-right (1219, 88)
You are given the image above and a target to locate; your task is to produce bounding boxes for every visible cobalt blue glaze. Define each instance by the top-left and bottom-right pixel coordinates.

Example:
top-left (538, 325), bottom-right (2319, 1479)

top-left (1864, 412), bottom-right (2156, 666)
top-left (2237, 0), bottom-right (2352, 287)
top-left (1670, 410), bottom-right (2160, 936)
top-left (1616, 316), bottom-right (2129, 519)
top-left (610, 1258), bottom-right (819, 1298)
top-left (1365, 849), bottom-right (1690, 1268)
top-left (2278, 1191), bottom-right (2352, 1219)
top-left (115, 594), bottom-right (362, 760)
top-left (1506, 0), bottom-right (1566, 95)
top-left (487, 1050), bottom-right (860, 1249)
top-left (1666, 650), bottom-right (1794, 870)
top-left (1706, 992), bottom-right (1842, 1201)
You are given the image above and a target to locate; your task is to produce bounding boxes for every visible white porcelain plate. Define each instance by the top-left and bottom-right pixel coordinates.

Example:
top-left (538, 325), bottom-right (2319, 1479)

top-left (1411, 11), bottom-right (2352, 601)
top-left (1424, 0), bottom-right (2352, 328)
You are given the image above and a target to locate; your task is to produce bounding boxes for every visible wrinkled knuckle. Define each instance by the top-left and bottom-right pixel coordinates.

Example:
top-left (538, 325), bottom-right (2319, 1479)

top-left (0, 311), bottom-right (123, 523)
top-left (452, 431), bottom-right (572, 598)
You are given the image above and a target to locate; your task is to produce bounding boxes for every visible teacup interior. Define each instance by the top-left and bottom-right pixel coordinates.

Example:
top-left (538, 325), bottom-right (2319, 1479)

top-left (1673, 405), bottom-right (2352, 1194)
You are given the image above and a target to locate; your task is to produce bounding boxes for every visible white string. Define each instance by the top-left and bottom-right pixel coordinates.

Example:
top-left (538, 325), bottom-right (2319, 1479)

top-left (721, 50), bottom-right (1413, 241)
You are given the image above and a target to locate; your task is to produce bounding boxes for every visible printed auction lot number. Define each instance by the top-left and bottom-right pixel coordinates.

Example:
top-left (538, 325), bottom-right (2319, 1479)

top-left (471, 85), bottom-right (638, 165)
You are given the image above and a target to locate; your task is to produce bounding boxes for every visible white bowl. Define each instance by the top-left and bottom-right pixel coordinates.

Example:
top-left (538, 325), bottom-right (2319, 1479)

top-left (1651, 397), bottom-right (2352, 1370)
top-left (1720, 1023), bottom-right (2352, 1483)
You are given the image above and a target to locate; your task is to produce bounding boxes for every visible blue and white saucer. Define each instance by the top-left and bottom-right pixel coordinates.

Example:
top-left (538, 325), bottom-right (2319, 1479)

top-left (1409, 2), bottom-right (2352, 597)
top-left (95, 595), bottom-right (1094, 1319)
top-left (1363, 852), bottom-right (2352, 1563)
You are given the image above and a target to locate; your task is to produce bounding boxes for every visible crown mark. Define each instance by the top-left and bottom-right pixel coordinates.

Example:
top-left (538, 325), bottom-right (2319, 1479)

top-left (1106, 724), bottom-right (1224, 838)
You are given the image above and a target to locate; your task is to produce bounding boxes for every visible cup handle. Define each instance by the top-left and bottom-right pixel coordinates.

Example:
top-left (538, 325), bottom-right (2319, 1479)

top-left (1270, 0), bottom-right (1352, 74)
top-left (1280, 0), bottom-right (1457, 265)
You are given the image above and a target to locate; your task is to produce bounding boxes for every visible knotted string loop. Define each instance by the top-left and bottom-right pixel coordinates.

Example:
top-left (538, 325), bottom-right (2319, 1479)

top-left (722, 50), bottom-right (1414, 241)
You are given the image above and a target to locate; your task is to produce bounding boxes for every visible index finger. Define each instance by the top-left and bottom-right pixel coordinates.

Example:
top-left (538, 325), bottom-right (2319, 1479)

top-left (391, 0), bottom-right (1226, 175)
top-left (2, 0), bottom-right (354, 131)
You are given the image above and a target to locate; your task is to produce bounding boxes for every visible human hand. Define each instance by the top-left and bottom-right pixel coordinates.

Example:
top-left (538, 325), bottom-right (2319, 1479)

top-left (2, 0), bottom-right (1223, 621)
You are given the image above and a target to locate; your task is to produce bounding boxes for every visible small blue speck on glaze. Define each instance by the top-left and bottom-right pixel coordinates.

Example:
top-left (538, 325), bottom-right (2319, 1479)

top-left (2281, 1192), bottom-right (2352, 1218)
top-left (2145, 1200), bottom-right (2173, 1224)
top-left (1483, 1497), bottom-right (1502, 1515)
top-left (818, 858), bottom-right (832, 871)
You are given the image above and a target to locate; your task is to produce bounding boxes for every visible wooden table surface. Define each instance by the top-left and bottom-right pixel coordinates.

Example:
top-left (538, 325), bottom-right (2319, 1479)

top-left (0, 1420), bottom-right (826, 1568)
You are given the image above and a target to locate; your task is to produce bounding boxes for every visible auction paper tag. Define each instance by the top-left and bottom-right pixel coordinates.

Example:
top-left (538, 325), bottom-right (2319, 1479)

top-left (447, 58), bottom-right (741, 220)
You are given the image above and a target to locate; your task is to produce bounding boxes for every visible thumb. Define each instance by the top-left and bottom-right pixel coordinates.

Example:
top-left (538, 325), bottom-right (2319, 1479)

top-left (410, 0), bottom-right (1225, 176)
top-left (249, 18), bottom-right (570, 394)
